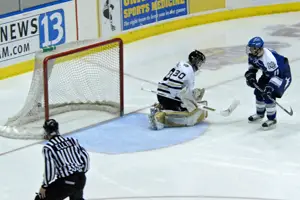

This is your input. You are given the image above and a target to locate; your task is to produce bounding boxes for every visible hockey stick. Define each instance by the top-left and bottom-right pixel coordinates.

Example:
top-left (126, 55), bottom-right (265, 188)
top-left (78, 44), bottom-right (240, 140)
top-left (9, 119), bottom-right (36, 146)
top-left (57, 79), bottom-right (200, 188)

top-left (140, 86), bottom-right (240, 117)
top-left (253, 83), bottom-right (293, 116)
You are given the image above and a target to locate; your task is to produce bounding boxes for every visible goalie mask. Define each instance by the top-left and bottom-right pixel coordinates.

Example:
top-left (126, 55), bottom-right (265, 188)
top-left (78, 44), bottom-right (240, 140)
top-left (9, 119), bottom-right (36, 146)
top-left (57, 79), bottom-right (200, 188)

top-left (188, 50), bottom-right (206, 72)
top-left (43, 119), bottom-right (59, 137)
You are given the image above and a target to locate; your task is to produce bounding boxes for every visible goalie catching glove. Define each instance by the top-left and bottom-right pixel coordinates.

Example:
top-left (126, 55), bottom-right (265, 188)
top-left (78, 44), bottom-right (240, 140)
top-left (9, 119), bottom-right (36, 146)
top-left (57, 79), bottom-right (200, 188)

top-left (193, 88), bottom-right (205, 102)
top-left (178, 87), bottom-right (205, 112)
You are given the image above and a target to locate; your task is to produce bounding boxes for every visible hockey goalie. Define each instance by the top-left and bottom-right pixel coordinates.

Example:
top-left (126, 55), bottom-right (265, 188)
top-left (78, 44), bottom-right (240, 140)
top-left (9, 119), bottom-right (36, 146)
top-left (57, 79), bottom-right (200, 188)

top-left (148, 50), bottom-right (208, 130)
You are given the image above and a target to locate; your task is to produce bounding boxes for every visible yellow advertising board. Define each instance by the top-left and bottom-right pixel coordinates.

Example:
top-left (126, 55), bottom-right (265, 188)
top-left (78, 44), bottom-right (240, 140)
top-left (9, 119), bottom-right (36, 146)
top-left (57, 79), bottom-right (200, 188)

top-left (189, 0), bottom-right (226, 14)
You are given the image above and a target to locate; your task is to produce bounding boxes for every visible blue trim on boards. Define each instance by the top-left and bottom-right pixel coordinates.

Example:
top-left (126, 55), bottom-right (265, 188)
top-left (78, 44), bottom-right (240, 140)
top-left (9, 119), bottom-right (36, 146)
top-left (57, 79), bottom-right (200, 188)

top-left (0, 0), bottom-right (72, 19)
top-left (69, 113), bottom-right (209, 154)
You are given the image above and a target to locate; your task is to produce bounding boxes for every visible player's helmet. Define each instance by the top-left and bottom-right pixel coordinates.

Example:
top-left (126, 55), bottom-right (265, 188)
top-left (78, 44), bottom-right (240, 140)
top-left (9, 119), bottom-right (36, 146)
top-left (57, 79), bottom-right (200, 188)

top-left (43, 119), bottom-right (59, 137)
top-left (188, 50), bottom-right (206, 71)
top-left (246, 36), bottom-right (264, 57)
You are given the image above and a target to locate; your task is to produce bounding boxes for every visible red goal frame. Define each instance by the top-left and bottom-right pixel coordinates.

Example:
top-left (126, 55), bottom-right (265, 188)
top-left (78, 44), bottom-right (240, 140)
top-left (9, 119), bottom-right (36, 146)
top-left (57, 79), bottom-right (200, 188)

top-left (42, 38), bottom-right (124, 120)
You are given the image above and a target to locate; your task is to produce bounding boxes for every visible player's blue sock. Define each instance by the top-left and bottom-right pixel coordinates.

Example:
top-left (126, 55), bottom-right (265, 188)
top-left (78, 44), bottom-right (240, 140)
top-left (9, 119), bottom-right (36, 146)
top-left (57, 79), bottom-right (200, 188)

top-left (256, 95), bottom-right (265, 116)
top-left (264, 98), bottom-right (276, 120)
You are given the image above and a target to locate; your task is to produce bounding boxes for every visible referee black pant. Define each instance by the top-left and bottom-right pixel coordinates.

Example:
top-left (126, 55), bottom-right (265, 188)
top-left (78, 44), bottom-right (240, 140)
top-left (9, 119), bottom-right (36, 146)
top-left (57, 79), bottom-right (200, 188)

top-left (35, 172), bottom-right (86, 200)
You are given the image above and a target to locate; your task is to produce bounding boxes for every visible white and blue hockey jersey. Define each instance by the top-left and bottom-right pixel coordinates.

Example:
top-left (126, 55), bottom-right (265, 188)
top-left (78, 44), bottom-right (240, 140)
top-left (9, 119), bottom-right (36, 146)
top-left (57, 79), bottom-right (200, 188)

top-left (248, 48), bottom-right (291, 90)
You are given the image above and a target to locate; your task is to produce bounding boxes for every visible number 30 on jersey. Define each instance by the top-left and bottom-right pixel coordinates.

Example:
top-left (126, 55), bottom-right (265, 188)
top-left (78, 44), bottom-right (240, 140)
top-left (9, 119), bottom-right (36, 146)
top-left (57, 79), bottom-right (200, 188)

top-left (39, 9), bottom-right (66, 48)
top-left (163, 68), bottom-right (186, 81)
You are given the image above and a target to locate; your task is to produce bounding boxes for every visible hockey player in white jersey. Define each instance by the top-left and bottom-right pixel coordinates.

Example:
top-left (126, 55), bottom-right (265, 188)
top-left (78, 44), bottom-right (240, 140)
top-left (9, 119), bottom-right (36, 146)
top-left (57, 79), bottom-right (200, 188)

top-left (245, 36), bottom-right (292, 129)
top-left (148, 50), bottom-right (208, 130)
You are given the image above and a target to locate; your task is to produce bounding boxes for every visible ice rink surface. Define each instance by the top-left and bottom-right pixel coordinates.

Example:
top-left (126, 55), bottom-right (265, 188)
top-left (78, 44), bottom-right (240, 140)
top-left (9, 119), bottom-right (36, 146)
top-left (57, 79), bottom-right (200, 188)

top-left (1, 12), bottom-right (300, 200)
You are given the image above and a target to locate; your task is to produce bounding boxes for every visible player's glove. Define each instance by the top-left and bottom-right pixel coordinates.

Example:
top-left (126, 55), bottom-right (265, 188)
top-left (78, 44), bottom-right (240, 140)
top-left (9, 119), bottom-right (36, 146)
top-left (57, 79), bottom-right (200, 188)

top-left (262, 85), bottom-right (274, 101)
top-left (193, 88), bottom-right (205, 103)
top-left (244, 70), bottom-right (257, 88)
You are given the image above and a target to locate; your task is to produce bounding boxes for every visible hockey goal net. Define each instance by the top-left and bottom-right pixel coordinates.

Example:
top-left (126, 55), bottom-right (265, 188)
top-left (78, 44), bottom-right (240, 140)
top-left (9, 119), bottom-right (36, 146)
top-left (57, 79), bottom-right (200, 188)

top-left (0, 38), bottom-right (124, 140)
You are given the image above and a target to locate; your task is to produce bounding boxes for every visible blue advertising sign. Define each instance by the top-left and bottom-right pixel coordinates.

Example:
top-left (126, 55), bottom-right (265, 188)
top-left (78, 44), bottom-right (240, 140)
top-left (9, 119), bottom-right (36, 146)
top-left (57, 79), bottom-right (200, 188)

top-left (122, 0), bottom-right (188, 31)
top-left (0, 8), bottom-right (66, 63)
top-left (156, 1), bottom-right (188, 22)
top-left (39, 9), bottom-right (66, 48)
top-left (122, 0), bottom-right (156, 31)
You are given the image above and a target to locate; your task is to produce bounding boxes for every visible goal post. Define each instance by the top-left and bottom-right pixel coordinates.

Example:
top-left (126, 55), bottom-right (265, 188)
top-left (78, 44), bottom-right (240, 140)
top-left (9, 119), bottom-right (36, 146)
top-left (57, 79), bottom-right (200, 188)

top-left (0, 38), bottom-right (124, 140)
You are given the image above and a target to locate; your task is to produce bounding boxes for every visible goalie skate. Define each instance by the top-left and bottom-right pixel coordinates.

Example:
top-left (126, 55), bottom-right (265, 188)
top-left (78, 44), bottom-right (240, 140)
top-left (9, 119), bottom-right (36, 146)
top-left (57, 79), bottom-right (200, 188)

top-left (262, 119), bottom-right (277, 130)
top-left (248, 114), bottom-right (264, 122)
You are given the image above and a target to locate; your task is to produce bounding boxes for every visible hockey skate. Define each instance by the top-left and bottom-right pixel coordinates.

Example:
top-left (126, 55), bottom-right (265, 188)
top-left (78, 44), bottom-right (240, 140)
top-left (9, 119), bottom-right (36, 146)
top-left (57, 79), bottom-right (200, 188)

top-left (148, 104), bottom-right (164, 130)
top-left (262, 119), bottom-right (277, 130)
top-left (248, 114), bottom-right (264, 122)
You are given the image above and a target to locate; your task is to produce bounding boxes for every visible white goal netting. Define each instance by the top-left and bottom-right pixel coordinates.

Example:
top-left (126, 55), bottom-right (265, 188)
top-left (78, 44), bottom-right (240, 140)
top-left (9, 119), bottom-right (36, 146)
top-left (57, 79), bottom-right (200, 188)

top-left (0, 38), bottom-right (123, 140)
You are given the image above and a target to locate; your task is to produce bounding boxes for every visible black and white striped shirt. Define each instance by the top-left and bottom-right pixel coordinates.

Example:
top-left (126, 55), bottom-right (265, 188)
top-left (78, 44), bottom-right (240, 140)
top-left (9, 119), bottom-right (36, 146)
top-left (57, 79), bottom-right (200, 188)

top-left (42, 135), bottom-right (90, 188)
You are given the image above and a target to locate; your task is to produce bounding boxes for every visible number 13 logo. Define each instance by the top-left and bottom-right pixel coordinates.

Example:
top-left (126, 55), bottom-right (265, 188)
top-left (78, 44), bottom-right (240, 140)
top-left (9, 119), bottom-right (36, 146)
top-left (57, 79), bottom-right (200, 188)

top-left (39, 9), bottom-right (66, 48)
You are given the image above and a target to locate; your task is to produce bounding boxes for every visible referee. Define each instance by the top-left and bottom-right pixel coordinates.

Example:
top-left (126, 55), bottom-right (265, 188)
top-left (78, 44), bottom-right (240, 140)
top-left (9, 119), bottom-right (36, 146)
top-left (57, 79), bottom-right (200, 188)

top-left (35, 119), bottom-right (90, 200)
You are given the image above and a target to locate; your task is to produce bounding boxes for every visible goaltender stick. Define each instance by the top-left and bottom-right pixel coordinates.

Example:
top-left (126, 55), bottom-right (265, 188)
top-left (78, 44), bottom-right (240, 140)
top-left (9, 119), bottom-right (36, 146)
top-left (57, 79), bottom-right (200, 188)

top-left (148, 50), bottom-right (208, 130)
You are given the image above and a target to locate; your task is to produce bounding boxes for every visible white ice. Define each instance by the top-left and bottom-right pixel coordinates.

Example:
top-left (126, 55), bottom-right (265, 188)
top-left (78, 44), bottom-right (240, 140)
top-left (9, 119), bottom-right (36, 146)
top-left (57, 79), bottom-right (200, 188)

top-left (1, 12), bottom-right (300, 200)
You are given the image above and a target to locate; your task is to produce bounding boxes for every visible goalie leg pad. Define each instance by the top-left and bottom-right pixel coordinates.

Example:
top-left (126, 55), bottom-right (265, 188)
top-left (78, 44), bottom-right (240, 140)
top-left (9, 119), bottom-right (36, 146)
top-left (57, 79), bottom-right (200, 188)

top-left (151, 111), bottom-right (189, 129)
top-left (198, 100), bottom-right (208, 118)
top-left (149, 100), bottom-right (208, 129)
top-left (148, 110), bottom-right (165, 130)
top-left (164, 108), bottom-right (207, 127)
top-left (148, 106), bottom-right (164, 130)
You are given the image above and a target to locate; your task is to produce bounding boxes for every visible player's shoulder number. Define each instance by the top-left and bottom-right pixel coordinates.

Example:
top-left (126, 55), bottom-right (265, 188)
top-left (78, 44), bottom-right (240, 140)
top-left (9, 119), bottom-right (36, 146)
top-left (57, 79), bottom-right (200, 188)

top-left (163, 64), bottom-right (187, 81)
